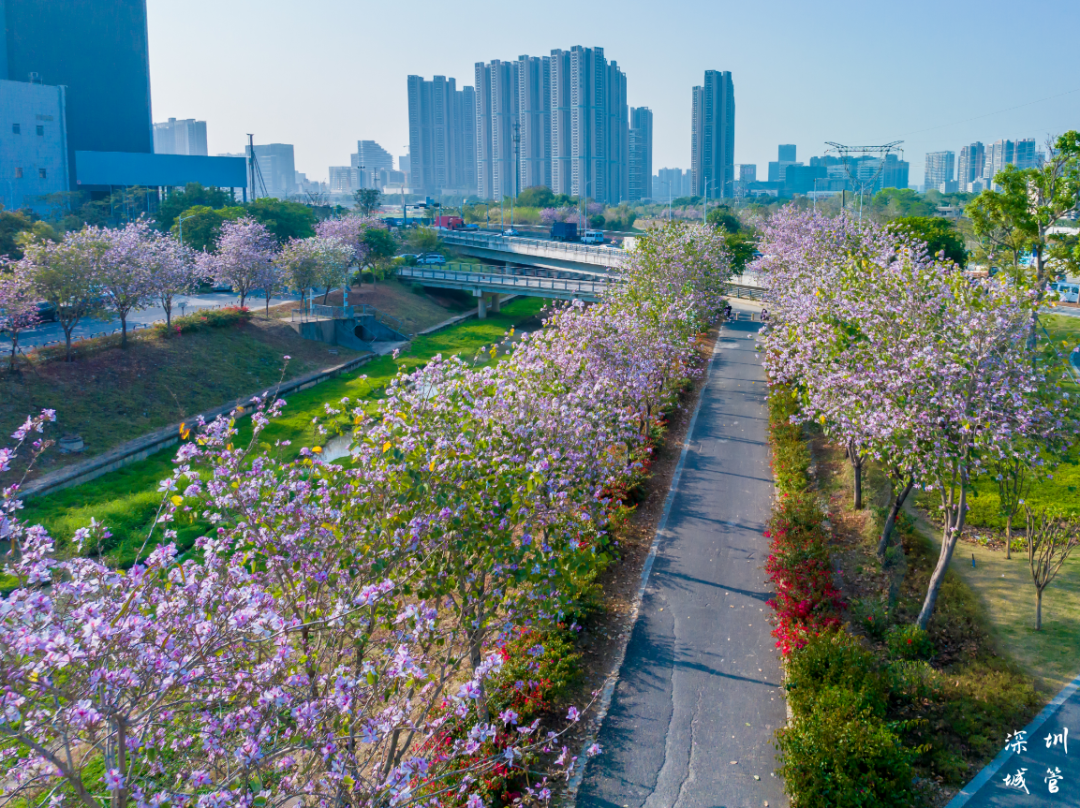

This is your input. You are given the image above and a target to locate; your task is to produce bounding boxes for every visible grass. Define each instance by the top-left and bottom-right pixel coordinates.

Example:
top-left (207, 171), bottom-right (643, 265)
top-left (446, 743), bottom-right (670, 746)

top-left (11, 297), bottom-right (545, 578)
top-left (816, 444), bottom-right (1045, 791)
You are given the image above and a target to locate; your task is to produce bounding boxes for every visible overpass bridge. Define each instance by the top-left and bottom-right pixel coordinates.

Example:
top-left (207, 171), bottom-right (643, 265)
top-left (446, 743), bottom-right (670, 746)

top-left (439, 231), bottom-right (625, 274)
top-left (398, 263), bottom-right (765, 319)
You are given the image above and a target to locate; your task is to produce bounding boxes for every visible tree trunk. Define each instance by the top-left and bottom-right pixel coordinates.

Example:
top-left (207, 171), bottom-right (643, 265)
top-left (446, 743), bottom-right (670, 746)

top-left (850, 440), bottom-right (863, 510)
top-left (877, 477), bottom-right (914, 560)
top-left (8, 339), bottom-right (17, 372)
top-left (120, 313), bottom-right (128, 347)
top-left (1005, 519), bottom-right (1012, 560)
top-left (1035, 587), bottom-right (1043, 630)
top-left (917, 486), bottom-right (967, 630)
top-left (239, 290), bottom-right (247, 309)
top-left (163, 299), bottom-right (172, 328)
top-left (64, 328), bottom-right (73, 362)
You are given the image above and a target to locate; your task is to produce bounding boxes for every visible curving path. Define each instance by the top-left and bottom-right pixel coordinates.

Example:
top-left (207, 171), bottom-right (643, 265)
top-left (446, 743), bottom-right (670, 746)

top-left (577, 313), bottom-right (788, 808)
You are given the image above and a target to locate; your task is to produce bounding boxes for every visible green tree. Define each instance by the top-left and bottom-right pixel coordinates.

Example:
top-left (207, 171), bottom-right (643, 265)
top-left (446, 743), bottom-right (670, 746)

top-left (1, 209), bottom-right (36, 259)
top-left (170, 205), bottom-right (246, 252)
top-left (967, 131), bottom-right (1080, 302)
top-left (244, 198), bottom-right (317, 243)
top-left (516, 186), bottom-right (555, 208)
top-left (156, 184), bottom-right (237, 231)
top-left (888, 216), bottom-right (967, 266)
top-left (706, 205), bottom-right (742, 234)
top-left (404, 226), bottom-right (440, 256)
top-left (353, 188), bottom-right (382, 216)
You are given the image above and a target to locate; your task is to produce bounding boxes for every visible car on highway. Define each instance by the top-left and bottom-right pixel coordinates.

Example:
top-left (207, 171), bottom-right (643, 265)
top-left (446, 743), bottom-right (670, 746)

top-left (581, 230), bottom-right (605, 244)
top-left (464, 223), bottom-right (480, 230)
top-left (416, 253), bottom-right (447, 265)
top-left (502, 228), bottom-right (521, 237)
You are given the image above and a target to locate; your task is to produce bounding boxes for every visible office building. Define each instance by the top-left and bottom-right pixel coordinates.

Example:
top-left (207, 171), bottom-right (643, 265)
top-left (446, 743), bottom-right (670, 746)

top-left (407, 74), bottom-right (475, 196)
top-left (778, 144), bottom-right (796, 163)
top-left (784, 165), bottom-right (826, 195)
top-left (153, 118), bottom-right (208, 156)
top-left (924, 151), bottom-right (955, 192)
top-left (2, 0), bottom-right (153, 184)
top-left (654, 167), bottom-right (691, 201)
top-left (691, 70), bottom-right (735, 199)
top-left (768, 145), bottom-right (801, 183)
top-left (957, 142), bottom-right (985, 192)
top-left (517, 55), bottom-right (551, 191)
top-left (329, 166), bottom-right (357, 194)
top-left (1013, 138), bottom-right (1037, 170)
top-left (248, 143), bottom-right (297, 199)
top-left (350, 140), bottom-right (394, 189)
top-left (738, 164), bottom-right (757, 183)
top-left (628, 107), bottom-right (653, 201)
top-left (0, 79), bottom-right (70, 211)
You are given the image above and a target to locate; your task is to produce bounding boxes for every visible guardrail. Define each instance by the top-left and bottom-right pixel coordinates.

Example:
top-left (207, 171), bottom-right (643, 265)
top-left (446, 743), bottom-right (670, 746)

top-left (399, 265), bottom-right (611, 299)
top-left (440, 231), bottom-right (627, 266)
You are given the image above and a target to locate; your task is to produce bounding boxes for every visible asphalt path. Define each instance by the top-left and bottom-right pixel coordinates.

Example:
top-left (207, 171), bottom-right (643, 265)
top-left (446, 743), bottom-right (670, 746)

top-left (2, 291), bottom-right (300, 348)
top-left (578, 315), bottom-right (787, 808)
top-left (947, 673), bottom-right (1080, 807)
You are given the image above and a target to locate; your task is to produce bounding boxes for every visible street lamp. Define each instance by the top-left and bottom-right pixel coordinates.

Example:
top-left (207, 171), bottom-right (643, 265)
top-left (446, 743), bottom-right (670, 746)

top-left (177, 212), bottom-right (197, 247)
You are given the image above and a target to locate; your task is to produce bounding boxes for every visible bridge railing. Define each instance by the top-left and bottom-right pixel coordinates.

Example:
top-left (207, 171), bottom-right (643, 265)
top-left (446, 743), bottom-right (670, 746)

top-left (441, 231), bottom-right (626, 266)
top-left (399, 265), bottom-right (610, 298)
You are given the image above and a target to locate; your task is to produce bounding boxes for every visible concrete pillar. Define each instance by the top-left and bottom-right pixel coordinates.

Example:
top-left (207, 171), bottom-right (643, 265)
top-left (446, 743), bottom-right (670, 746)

top-left (478, 295), bottom-right (487, 320)
top-left (490, 293), bottom-right (501, 313)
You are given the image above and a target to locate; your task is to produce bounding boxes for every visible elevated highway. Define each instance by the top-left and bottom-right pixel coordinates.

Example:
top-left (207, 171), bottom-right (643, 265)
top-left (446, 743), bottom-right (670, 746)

top-left (398, 263), bottom-right (765, 318)
top-left (439, 231), bottom-right (625, 274)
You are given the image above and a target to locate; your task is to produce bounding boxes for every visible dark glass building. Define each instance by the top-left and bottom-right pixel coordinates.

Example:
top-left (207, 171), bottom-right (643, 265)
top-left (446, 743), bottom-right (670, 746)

top-left (2, 0), bottom-right (154, 182)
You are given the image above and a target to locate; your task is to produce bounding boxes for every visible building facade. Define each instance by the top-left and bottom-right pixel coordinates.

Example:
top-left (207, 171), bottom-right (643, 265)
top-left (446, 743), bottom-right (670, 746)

top-left (351, 140), bottom-right (394, 188)
top-left (407, 74), bottom-right (475, 196)
top-left (517, 55), bottom-right (551, 191)
top-left (329, 165), bottom-right (357, 194)
top-left (690, 70), bottom-right (735, 199)
top-left (654, 167), bottom-right (691, 201)
top-left (957, 142), bottom-right (985, 192)
top-left (924, 150), bottom-right (955, 192)
top-left (2, 0), bottom-right (154, 185)
top-left (628, 106), bottom-right (653, 201)
top-left (153, 118), bottom-right (208, 156)
top-left (248, 143), bottom-right (296, 199)
top-left (0, 79), bottom-right (69, 211)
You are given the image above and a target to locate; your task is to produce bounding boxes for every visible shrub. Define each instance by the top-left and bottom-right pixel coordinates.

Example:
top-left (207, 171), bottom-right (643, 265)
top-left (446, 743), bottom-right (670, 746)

top-left (777, 687), bottom-right (919, 808)
top-left (768, 386), bottom-right (811, 493)
top-left (851, 596), bottom-right (890, 641)
top-left (785, 629), bottom-right (887, 718)
top-left (886, 660), bottom-right (940, 703)
top-left (154, 305), bottom-right (251, 335)
top-left (886, 624), bottom-right (935, 661)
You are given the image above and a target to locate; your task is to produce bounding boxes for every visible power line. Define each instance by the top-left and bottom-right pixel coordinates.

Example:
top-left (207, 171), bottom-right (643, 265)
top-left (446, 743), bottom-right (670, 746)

top-left (898, 87), bottom-right (1080, 138)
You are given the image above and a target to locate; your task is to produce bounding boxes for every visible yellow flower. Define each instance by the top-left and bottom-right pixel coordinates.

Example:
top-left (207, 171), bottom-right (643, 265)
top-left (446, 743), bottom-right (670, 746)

top-left (383, 441), bottom-right (392, 453)
top-left (171, 495), bottom-right (183, 507)
top-left (312, 446), bottom-right (323, 454)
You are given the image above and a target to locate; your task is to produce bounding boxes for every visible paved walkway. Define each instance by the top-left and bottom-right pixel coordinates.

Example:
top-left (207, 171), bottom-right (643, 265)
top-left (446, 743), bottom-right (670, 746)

top-left (947, 673), bottom-right (1080, 807)
top-left (578, 315), bottom-right (787, 808)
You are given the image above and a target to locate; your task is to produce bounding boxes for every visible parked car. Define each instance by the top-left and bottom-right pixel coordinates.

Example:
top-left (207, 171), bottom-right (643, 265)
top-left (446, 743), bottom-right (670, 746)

top-left (35, 301), bottom-right (59, 322)
top-left (1052, 281), bottom-right (1080, 303)
top-left (464, 223), bottom-right (480, 230)
top-left (417, 253), bottom-right (447, 265)
top-left (502, 228), bottom-right (521, 237)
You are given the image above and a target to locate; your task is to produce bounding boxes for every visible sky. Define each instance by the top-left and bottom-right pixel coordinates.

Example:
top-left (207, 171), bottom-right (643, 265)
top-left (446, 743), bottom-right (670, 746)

top-left (147, 0), bottom-right (1080, 187)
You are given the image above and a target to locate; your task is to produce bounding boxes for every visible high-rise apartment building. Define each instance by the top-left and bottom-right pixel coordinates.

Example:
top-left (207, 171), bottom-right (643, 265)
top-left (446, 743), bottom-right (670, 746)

top-left (329, 166), bottom-right (357, 194)
top-left (654, 167), bottom-right (690, 201)
top-left (924, 151), bottom-right (955, 192)
top-left (153, 118), bottom-right (208, 156)
top-left (957, 142), bottom-right (985, 192)
top-left (474, 60), bottom-right (517, 199)
top-left (248, 143), bottom-right (297, 199)
top-left (3, 0), bottom-right (154, 183)
top-left (517, 55), bottom-right (551, 191)
top-left (768, 145), bottom-right (800, 183)
top-left (739, 164), bottom-right (757, 183)
top-left (778, 144), bottom-right (796, 163)
top-left (549, 49), bottom-right (572, 197)
top-left (628, 107), bottom-right (653, 201)
top-left (691, 70), bottom-right (735, 199)
top-left (406, 74), bottom-right (475, 196)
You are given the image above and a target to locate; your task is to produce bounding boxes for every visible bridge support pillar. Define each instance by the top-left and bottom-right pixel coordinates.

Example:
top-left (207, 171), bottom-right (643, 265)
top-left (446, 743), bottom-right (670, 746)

top-left (477, 295), bottom-right (487, 320)
top-left (490, 294), bottom-right (501, 313)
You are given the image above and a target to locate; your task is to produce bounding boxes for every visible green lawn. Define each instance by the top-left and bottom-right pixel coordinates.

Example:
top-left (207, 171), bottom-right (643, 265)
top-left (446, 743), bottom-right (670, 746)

top-left (13, 298), bottom-right (544, 577)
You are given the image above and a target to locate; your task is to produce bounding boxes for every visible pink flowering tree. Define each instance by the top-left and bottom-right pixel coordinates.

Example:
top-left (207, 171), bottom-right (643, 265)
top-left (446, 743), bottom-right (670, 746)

top-left (97, 221), bottom-right (160, 346)
top-left (19, 226), bottom-right (111, 361)
top-left (0, 261), bottom-right (39, 371)
top-left (202, 217), bottom-right (276, 308)
top-left (146, 230), bottom-right (197, 328)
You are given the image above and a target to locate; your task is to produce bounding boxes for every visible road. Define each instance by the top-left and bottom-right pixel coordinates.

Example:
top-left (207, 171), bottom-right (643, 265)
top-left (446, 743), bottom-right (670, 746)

top-left (577, 312), bottom-right (787, 808)
top-left (2, 291), bottom-right (299, 348)
top-left (947, 673), bottom-right (1080, 807)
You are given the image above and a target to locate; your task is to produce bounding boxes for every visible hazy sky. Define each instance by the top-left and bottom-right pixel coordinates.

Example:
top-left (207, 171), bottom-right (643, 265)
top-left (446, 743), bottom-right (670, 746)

top-left (147, 0), bottom-right (1080, 186)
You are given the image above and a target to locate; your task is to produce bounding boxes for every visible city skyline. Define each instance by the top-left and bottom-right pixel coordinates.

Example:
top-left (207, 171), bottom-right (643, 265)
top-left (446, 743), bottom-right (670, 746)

top-left (143, 0), bottom-right (1078, 189)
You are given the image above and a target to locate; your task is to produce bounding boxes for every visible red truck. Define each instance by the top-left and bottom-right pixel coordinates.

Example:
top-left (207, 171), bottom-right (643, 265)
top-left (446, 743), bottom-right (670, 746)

top-left (434, 215), bottom-right (465, 230)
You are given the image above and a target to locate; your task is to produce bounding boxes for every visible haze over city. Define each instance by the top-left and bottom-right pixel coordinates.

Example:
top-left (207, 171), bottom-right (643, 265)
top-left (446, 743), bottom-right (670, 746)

top-left (147, 0), bottom-right (1080, 185)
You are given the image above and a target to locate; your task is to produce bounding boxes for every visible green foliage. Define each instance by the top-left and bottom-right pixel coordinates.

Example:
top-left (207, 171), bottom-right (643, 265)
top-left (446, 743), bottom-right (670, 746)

top-left (768, 387), bottom-right (811, 492)
top-left (170, 205), bottom-right (246, 252)
top-left (152, 305), bottom-right (251, 335)
top-left (244, 198), bottom-right (317, 243)
top-left (785, 630), bottom-right (888, 718)
top-left (851, 596), bottom-right (890, 640)
top-left (404, 226), bottom-right (440, 255)
top-left (885, 624), bottom-right (935, 660)
top-left (157, 183), bottom-right (238, 231)
top-left (486, 629), bottom-right (582, 720)
top-left (888, 216), bottom-right (967, 267)
top-left (515, 186), bottom-right (555, 208)
top-left (777, 686), bottom-right (919, 808)
top-left (353, 188), bottom-right (381, 216)
top-left (362, 227), bottom-right (397, 262)
top-left (588, 214), bottom-right (605, 228)
top-left (706, 205), bottom-right (741, 233)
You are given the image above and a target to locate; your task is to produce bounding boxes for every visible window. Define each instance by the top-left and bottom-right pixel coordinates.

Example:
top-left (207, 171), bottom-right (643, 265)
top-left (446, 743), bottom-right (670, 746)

top-left (36, 125), bottom-right (44, 136)
top-left (12, 123), bottom-right (20, 134)
top-left (15, 167), bottom-right (23, 179)
top-left (39, 168), bottom-right (47, 179)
